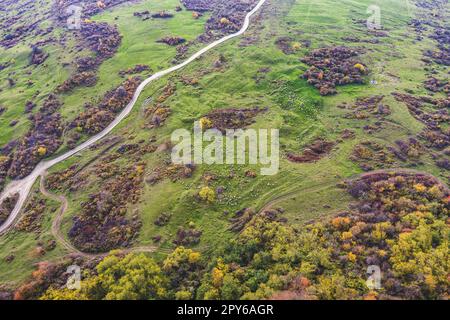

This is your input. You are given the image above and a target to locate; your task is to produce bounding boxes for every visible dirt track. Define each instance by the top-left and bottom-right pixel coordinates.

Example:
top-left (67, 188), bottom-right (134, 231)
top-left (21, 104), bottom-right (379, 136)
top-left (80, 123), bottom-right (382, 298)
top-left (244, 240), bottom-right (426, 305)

top-left (0, 0), bottom-right (268, 235)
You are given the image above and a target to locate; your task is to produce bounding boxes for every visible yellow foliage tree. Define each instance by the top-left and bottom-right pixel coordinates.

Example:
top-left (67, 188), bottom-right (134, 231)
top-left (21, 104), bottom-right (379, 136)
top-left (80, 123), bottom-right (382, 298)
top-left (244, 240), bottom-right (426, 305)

top-left (37, 146), bottom-right (47, 157)
top-left (414, 183), bottom-right (427, 193)
top-left (291, 42), bottom-right (302, 50)
top-left (347, 252), bottom-right (357, 263)
top-left (199, 186), bottom-right (215, 203)
top-left (354, 63), bottom-right (366, 72)
top-left (341, 231), bottom-right (353, 240)
top-left (220, 17), bottom-right (231, 25)
top-left (199, 117), bottom-right (213, 130)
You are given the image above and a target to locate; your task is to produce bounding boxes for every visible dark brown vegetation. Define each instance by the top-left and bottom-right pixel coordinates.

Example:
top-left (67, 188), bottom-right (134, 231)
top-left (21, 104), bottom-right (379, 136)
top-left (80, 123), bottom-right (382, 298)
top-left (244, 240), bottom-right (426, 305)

top-left (350, 140), bottom-right (395, 171)
top-left (173, 224), bottom-right (202, 246)
top-left (70, 77), bottom-right (141, 135)
top-left (229, 207), bottom-right (287, 233)
top-left (11, 168), bottom-right (450, 300)
top-left (409, 0), bottom-right (449, 66)
top-left (79, 21), bottom-right (121, 59)
top-left (45, 165), bottom-right (80, 192)
top-left (7, 95), bottom-right (63, 179)
top-left (182, 0), bottom-right (259, 42)
top-left (0, 1), bottom-right (131, 186)
top-left (341, 96), bottom-right (391, 120)
top-left (424, 77), bottom-right (449, 93)
top-left (203, 107), bottom-right (266, 133)
top-left (75, 56), bottom-right (100, 72)
top-left (54, 19), bottom-right (121, 92)
top-left (287, 139), bottom-right (335, 163)
top-left (0, 154), bottom-right (11, 191)
top-left (132, 10), bottom-right (175, 20)
top-left (197, 172), bottom-right (449, 300)
top-left (13, 256), bottom-right (97, 300)
top-left (424, 26), bottom-right (450, 66)
top-left (144, 105), bottom-right (171, 128)
top-left (133, 10), bottom-right (151, 20)
top-left (56, 71), bottom-right (97, 93)
top-left (392, 93), bottom-right (449, 150)
top-left (275, 37), bottom-right (307, 54)
top-left (388, 138), bottom-right (424, 162)
top-left (69, 163), bottom-right (146, 253)
top-left (154, 212), bottom-right (172, 227)
top-left (24, 101), bottom-right (36, 113)
top-left (181, 0), bottom-right (212, 12)
top-left (0, 0), bottom-right (49, 49)
top-left (29, 46), bottom-right (49, 65)
top-left (143, 82), bottom-right (177, 128)
top-left (15, 196), bottom-right (48, 233)
top-left (152, 11), bottom-right (174, 19)
top-left (157, 36), bottom-right (186, 46)
top-left (118, 64), bottom-right (151, 77)
top-left (301, 46), bottom-right (368, 95)
top-left (146, 164), bottom-right (195, 185)
top-left (0, 193), bottom-right (18, 226)
top-left (52, 0), bottom-right (129, 24)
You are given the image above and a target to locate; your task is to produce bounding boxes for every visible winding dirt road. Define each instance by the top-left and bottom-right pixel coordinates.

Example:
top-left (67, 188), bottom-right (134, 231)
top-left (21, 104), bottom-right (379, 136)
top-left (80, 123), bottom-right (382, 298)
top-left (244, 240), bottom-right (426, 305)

top-left (0, 0), bottom-right (267, 235)
top-left (40, 172), bottom-right (173, 257)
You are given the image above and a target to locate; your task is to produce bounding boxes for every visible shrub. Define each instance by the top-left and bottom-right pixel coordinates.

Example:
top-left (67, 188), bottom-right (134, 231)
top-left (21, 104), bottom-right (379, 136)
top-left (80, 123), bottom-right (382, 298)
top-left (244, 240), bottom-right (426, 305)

top-left (199, 186), bottom-right (215, 203)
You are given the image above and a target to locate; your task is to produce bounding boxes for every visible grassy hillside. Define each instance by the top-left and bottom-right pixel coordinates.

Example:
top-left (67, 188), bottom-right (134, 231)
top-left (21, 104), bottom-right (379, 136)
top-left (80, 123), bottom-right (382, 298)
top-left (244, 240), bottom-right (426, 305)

top-left (0, 0), bottom-right (448, 299)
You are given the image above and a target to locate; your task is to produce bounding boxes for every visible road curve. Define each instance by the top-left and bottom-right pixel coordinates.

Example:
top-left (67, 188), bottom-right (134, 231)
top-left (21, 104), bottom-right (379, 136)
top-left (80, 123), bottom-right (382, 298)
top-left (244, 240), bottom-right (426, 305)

top-left (257, 168), bottom-right (450, 215)
top-left (0, 0), bottom-right (267, 235)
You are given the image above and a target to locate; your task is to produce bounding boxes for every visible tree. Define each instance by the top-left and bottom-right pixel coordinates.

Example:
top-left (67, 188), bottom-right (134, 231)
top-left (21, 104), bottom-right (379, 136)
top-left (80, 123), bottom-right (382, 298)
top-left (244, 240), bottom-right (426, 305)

top-left (220, 17), bottom-right (231, 25)
top-left (354, 63), bottom-right (366, 73)
top-left (163, 247), bottom-right (203, 298)
top-left (40, 287), bottom-right (88, 300)
top-left (199, 117), bottom-right (213, 130)
top-left (42, 253), bottom-right (168, 300)
top-left (199, 186), bottom-right (215, 203)
top-left (37, 146), bottom-right (47, 157)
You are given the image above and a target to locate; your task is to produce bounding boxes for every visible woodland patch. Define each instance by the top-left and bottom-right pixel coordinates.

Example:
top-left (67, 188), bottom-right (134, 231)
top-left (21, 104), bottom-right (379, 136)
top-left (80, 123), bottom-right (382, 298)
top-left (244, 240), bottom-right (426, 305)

top-left (56, 71), bottom-right (97, 93)
top-left (202, 107), bottom-right (267, 133)
top-left (29, 46), bottom-right (49, 65)
top-left (69, 164), bottom-right (146, 253)
top-left (118, 64), bottom-right (151, 77)
top-left (157, 36), bottom-right (186, 46)
top-left (173, 224), bottom-right (202, 246)
top-left (70, 77), bottom-right (141, 135)
top-left (146, 164), bottom-right (195, 185)
top-left (15, 196), bottom-right (48, 233)
top-left (341, 96), bottom-right (391, 120)
top-left (287, 139), bottom-right (335, 163)
top-left (350, 140), bottom-right (395, 171)
top-left (7, 95), bottom-right (63, 179)
top-left (182, 0), bottom-right (259, 42)
top-left (301, 46), bottom-right (368, 96)
top-left (197, 172), bottom-right (449, 300)
top-left (392, 92), bottom-right (449, 151)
